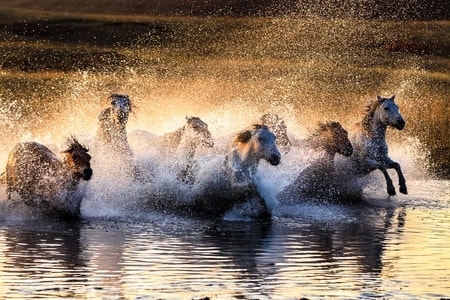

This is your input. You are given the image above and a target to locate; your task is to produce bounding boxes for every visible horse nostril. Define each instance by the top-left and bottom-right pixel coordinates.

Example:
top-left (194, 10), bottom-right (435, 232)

top-left (345, 147), bottom-right (353, 156)
top-left (270, 153), bottom-right (281, 166)
top-left (83, 168), bottom-right (93, 180)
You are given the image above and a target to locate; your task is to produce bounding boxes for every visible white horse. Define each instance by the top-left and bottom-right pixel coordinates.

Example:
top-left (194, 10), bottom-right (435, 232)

top-left (129, 116), bottom-right (214, 185)
top-left (188, 124), bottom-right (281, 220)
top-left (3, 137), bottom-right (92, 218)
top-left (259, 113), bottom-right (293, 154)
top-left (96, 93), bottom-right (133, 159)
top-left (94, 94), bottom-right (141, 178)
top-left (338, 95), bottom-right (407, 196)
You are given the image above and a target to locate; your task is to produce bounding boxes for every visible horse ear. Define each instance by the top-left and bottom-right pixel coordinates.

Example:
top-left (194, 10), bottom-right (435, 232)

top-left (236, 130), bottom-right (252, 143)
top-left (390, 94), bottom-right (396, 101)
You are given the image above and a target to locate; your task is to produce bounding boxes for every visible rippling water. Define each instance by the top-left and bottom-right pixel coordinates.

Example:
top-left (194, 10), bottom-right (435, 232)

top-left (0, 180), bottom-right (449, 299)
top-left (0, 9), bottom-right (449, 299)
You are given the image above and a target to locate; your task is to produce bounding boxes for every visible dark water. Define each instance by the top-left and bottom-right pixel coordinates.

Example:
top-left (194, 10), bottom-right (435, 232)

top-left (0, 180), bottom-right (449, 299)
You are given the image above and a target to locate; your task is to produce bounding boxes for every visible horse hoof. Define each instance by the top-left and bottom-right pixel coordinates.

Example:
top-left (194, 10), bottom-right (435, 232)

top-left (400, 186), bottom-right (408, 194)
top-left (387, 187), bottom-right (396, 196)
top-left (257, 210), bottom-right (272, 221)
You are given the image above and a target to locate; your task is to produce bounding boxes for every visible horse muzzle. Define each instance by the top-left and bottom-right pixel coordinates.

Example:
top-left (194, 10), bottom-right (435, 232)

top-left (81, 167), bottom-right (93, 180)
top-left (342, 145), bottom-right (353, 157)
top-left (269, 153), bottom-right (281, 166)
top-left (395, 118), bottom-right (406, 130)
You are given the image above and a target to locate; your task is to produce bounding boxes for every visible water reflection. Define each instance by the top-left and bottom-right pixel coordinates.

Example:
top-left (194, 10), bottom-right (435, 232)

top-left (0, 221), bottom-right (87, 298)
top-left (0, 197), bottom-right (449, 299)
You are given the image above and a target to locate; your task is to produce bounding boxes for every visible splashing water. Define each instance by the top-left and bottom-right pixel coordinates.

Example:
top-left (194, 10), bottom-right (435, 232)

top-left (0, 15), bottom-right (448, 222)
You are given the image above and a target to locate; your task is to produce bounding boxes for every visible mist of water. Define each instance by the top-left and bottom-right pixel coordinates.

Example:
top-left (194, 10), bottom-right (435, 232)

top-left (1, 15), bottom-right (447, 220)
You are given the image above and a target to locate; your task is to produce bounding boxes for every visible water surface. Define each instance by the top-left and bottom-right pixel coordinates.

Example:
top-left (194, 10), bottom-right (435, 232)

top-left (0, 180), bottom-right (449, 299)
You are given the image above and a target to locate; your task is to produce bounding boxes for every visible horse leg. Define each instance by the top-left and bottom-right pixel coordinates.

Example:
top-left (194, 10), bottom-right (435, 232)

top-left (379, 167), bottom-right (396, 196)
top-left (387, 160), bottom-right (407, 194)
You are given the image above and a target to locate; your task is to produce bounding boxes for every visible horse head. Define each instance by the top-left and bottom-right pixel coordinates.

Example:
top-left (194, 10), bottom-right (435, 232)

top-left (233, 124), bottom-right (281, 166)
top-left (364, 95), bottom-right (405, 131)
top-left (318, 121), bottom-right (353, 157)
top-left (260, 113), bottom-right (291, 153)
top-left (62, 137), bottom-right (92, 181)
top-left (109, 94), bottom-right (132, 125)
top-left (185, 116), bottom-right (214, 148)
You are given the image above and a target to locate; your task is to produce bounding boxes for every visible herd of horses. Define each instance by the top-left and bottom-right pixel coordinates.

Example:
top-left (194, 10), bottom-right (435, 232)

top-left (0, 93), bottom-right (408, 220)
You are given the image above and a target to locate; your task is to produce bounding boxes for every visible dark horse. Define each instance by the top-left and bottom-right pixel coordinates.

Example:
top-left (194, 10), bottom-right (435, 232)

top-left (4, 137), bottom-right (92, 218)
top-left (96, 93), bottom-right (133, 158)
top-left (337, 95), bottom-right (407, 196)
top-left (278, 121), bottom-right (353, 201)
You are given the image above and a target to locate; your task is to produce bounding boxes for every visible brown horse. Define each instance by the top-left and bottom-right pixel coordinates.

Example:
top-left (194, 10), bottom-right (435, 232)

top-left (4, 137), bottom-right (92, 217)
top-left (278, 121), bottom-right (353, 202)
top-left (299, 121), bottom-right (353, 170)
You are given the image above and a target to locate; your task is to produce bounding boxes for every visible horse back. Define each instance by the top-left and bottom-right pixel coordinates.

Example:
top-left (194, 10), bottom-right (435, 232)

top-left (6, 142), bottom-right (61, 195)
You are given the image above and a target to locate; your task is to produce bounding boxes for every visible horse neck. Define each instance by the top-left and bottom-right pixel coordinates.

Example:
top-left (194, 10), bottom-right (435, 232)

top-left (99, 116), bottom-right (127, 143)
top-left (225, 148), bottom-right (257, 187)
top-left (165, 126), bottom-right (185, 148)
top-left (236, 143), bottom-right (260, 175)
top-left (362, 115), bottom-right (387, 141)
top-left (60, 156), bottom-right (80, 185)
top-left (304, 133), bottom-right (336, 156)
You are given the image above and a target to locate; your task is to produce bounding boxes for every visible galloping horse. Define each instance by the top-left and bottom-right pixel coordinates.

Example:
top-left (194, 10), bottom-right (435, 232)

top-left (96, 93), bottom-right (133, 159)
top-left (278, 121), bottom-right (353, 201)
top-left (299, 121), bottom-right (353, 170)
top-left (339, 95), bottom-right (407, 196)
top-left (4, 137), bottom-right (92, 217)
top-left (94, 93), bottom-right (140, 178)
top-left (190, 124), bottom-right (281, 219)
top-left (260, 113), bottom-right (292, 154)
top-left (157, 116), bottom-right (214, 185)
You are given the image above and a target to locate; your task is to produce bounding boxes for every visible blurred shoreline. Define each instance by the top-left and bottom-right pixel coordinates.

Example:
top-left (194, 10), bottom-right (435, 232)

top-left (0, 5), bottom-right (448, 178)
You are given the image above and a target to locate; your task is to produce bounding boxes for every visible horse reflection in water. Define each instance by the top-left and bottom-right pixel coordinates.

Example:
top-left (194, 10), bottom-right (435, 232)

top-left (188, 124), bottom-right (281, 220)
top-left (4, 137), bottom-right (92, 218)
top-left (337, 95), bottom-right (407, 196)
top-left (1, 221), bottom-right (87, 299)
top-left (94, 94), bottom-right (137, 177)
top-left (259, 113), bottom-right (293, 154)
top-left (278, 121), bottom-right (353, 202)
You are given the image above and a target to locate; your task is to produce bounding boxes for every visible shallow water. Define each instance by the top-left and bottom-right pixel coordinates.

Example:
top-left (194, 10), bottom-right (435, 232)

top-left (0, 180), bottom-right (448, 299)
top-left (0, 11), bottom-right (448, 299)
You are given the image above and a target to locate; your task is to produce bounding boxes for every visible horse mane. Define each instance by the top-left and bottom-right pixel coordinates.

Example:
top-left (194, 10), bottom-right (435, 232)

top-left (63, 136), bottom-right (88, 153)
top-left (233, 124), bottom-right (267, 144)
top-left (361, 95), bottom-right (395, 131)
top-left (303, 122), bottom-right (329, 148)
top-left (260, 113), bottom-right (282, 125)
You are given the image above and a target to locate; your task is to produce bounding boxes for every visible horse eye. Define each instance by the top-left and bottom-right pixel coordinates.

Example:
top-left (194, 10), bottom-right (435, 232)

top-left (384, 107), bottom-right (390, 111)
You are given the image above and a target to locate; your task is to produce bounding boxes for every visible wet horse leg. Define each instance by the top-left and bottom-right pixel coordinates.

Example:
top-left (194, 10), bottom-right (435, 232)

top-left (387, 159), bottom-right (407, 194)
top-left (379, 167), bottom-right (396, 196)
